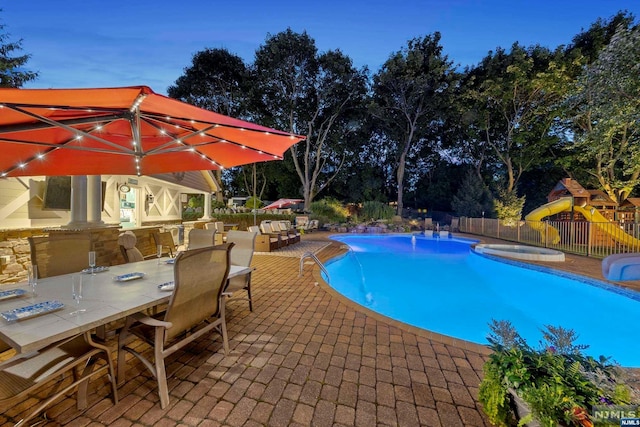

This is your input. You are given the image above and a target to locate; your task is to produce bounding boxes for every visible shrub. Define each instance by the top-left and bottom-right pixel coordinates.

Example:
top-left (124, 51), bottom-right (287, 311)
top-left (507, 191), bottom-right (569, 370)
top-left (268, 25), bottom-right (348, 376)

top-left (494, 189), bottom-right (525, 226)
top-left (211, 200), bottom-right (226, 210)
top-left (360, 201), bottom-right (395, 221)
top-left (309, 198), bottom-right (349, 224)
top-left (244, 196), bottom-right (263, 209)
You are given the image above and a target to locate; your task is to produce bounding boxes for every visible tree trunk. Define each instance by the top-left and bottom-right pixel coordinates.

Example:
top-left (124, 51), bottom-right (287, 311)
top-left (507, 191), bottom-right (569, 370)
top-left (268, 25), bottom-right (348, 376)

top-left (396, 128), bottom-right (415, 218)
top-left (397, 152), bottom-right (407, 216)
top-left (214, 170), bottom-right (224, 203)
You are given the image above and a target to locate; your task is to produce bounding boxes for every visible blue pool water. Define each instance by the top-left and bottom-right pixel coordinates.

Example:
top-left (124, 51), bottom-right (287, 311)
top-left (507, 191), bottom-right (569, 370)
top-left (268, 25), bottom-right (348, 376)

top-left (326, 234), bottom-right (640, 367)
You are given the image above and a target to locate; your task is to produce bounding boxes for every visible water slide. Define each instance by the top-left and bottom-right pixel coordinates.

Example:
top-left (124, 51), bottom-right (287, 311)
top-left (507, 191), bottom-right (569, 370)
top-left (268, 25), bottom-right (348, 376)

top-left (525, 197), bottom-right (640, 247)
top-left (573, 205), bottom-right (640, 247)
top-left (524, 198), bottom-right (571, 244)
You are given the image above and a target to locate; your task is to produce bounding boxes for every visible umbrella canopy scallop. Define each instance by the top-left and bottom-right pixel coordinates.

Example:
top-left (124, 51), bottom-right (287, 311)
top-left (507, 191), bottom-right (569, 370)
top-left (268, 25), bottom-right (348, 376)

top-left (0, 86), bottom-right (304, 177)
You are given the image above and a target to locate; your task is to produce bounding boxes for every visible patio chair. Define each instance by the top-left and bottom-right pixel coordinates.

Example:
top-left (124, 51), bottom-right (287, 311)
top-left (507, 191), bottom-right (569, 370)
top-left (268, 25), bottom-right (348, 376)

top-left (0, 332), bottom-right (118, 427)
top-left (203, 222), bottom-right (224, 244)
top-left (295, 216), bottom-right (310, 231)
top-left (117, 244), bottom-right (233, 409)
top-left (187, 228), bottom-right (216, 250)
top-left (0, 340), bottom-right (11, 355)
top-left (152, 231), bottom-right (176, 257)
top-left (272, 220), bottom-right (299, 244)
top-left (28, 234), bottom-right (92, 278)
top-left (308, 219), bottom-right (320, 231)
top-left (213, 221), bottom-right (227, 243)
top-left (225, 230), bottom-right (257, 311)
top-left (248, 225), bottom-right (279, 252)
top-left (118, 231), bottom-right (145, 263)
top-left (277, 220), bottom-right (300, 243)
top-left (260, 221), bottom-right (290, 246)
top-left (424, 218), bottom-right (434, 230)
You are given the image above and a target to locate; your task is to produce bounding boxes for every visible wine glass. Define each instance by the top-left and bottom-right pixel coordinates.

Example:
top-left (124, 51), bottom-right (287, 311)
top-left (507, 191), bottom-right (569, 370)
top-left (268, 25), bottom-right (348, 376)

top-left (70, 274), bottom-right (86, 315)
top-left (157, 244), bottom-right (163, 264)
top-left (88, 251), bottom-right (96, 275)
top-left (28, 264), bottom-right (38, 297)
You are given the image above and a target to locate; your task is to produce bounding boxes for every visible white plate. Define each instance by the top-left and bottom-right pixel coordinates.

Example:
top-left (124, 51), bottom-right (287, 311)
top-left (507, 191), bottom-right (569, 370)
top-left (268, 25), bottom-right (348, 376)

top-left (1, 300), bottom-right (65, 321)
top-left (114, 272), bottom-right (145, 282)
top-left (158, 281), bottom-right (174, 292)
top-left (0, 289), bottom-right (27, 301)
top-left (82, 266), bottom-right (110, 274)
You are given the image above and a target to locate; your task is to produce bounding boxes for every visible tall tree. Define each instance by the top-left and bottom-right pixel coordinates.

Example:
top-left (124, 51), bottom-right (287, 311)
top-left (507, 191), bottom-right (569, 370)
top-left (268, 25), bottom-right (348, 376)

top-left (562, 23), bottom-right (640, 204)
top-left (168, 48), bottom-right (251, 202)
top-left (451, 169), bottom-right (494, 217)
top-left (0, 14), bottom-right (38, 87)
top-left (465, 43), bottom-right (570, 196)
top-left (371, 33), bottom-right (456, 216)
top-left (566, 11), bottom-right (635, 65)
top-left (252, 29), bottom-right (369, 211)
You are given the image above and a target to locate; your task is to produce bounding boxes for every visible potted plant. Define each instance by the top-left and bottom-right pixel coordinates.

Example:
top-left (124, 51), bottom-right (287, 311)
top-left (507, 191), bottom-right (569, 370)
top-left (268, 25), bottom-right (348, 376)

top-left (479, 320), bottom-right (635, 427)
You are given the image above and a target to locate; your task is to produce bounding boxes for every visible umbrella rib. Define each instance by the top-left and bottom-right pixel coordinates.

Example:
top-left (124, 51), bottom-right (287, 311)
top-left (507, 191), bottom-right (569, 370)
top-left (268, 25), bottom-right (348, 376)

top-left (0, 136), bottom-right (134, 155)
top-left (139, 114), bottom-right (283, 158)
top-left (0, 113), bottom-right (123, 134)
top-left (135, 115), bottom-right (205, 155)
top-left (136, 118), bottom-right (229, 168)
top-left (3, 104), bottom-right (136, 154)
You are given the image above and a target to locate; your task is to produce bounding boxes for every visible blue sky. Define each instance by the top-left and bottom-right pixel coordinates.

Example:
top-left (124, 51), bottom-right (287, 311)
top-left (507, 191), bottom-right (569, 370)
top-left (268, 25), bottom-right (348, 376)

top-left (3, 1), bottom-right (639, 95)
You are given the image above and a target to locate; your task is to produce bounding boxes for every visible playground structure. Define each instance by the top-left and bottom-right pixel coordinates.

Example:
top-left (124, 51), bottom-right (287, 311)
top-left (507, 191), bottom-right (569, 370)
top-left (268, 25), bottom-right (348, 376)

top-left (524, 178), bottom-right (640, 248)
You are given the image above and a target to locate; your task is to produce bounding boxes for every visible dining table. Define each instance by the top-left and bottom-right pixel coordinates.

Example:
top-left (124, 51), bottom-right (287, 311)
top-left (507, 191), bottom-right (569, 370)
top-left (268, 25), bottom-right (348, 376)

top-left (0, 258), bottom-right (251, 354)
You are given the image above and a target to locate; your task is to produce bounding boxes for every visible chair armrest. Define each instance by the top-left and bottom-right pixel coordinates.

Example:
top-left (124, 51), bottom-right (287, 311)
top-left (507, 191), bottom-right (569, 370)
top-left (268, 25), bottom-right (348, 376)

top-left (130, 312), bottom-right (173, 328)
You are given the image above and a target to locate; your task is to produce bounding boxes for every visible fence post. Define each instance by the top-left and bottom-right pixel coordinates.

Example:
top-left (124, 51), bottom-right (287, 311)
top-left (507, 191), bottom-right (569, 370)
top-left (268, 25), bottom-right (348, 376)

top-left (587, 220), bottom-right (592, 257)
top-left (544, 221), bottom-right (548, 248)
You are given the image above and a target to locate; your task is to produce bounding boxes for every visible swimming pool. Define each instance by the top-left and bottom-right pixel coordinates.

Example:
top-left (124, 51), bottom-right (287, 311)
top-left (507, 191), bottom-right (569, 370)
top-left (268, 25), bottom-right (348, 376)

top-left (325, 234), bottom-right (640, 367)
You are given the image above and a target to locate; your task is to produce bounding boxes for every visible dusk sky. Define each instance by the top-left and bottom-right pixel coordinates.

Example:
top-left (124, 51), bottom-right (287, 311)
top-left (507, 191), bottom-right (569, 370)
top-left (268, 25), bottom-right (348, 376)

top-left (3, 1), bottom-right (639, 95)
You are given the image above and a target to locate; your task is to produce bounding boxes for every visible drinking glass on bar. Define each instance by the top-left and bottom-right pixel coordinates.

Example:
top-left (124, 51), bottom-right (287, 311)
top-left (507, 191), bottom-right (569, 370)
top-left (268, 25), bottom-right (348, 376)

top-left (157, 244), bottom-right (163, 264)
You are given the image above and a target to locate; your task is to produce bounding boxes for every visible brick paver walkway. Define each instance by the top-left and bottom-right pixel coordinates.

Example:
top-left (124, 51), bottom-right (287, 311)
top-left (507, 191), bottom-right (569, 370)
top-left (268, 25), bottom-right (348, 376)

top-left (6, 231), bottom-right (635, 426)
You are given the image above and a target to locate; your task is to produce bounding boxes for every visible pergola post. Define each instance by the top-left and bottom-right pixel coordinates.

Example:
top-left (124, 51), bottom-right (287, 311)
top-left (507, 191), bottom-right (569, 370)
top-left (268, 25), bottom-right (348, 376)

top-left (201, 192), bottom-right (212, 220)
top-left (87, 175), bottom-right (104, 225)
top-left (67, 175), bottom-right (88, 227)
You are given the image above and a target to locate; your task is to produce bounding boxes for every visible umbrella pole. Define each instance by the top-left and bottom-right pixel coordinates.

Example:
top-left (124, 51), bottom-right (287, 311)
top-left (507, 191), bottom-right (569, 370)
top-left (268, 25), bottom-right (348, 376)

top-left (253, 163), bottom-right (257, 226)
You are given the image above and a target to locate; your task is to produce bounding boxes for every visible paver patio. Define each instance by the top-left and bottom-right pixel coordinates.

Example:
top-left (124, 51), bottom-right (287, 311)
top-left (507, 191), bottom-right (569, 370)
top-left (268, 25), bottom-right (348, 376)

top-left (3, 231), bottom-right (637, 426)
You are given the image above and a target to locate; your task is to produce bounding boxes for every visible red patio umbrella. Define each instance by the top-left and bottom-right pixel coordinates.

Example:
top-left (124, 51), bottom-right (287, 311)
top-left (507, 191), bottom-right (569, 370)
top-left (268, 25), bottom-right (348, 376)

top-left (0, 86), bottom-right (304, 177)
top-left (264, 198), bottom-right (304, 209)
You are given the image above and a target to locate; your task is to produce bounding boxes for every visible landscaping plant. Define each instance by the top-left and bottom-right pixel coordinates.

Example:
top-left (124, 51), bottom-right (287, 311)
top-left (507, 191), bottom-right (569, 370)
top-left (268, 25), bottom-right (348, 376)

top-left (360, 200), bottom-right (395, 221)
top-left (479, 320), bottom-right (633, 427)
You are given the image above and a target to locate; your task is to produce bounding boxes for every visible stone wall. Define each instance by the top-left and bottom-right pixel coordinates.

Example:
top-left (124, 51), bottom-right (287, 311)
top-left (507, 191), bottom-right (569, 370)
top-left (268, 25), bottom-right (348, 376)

top-left (0, 226), bottom-right (165, 285)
